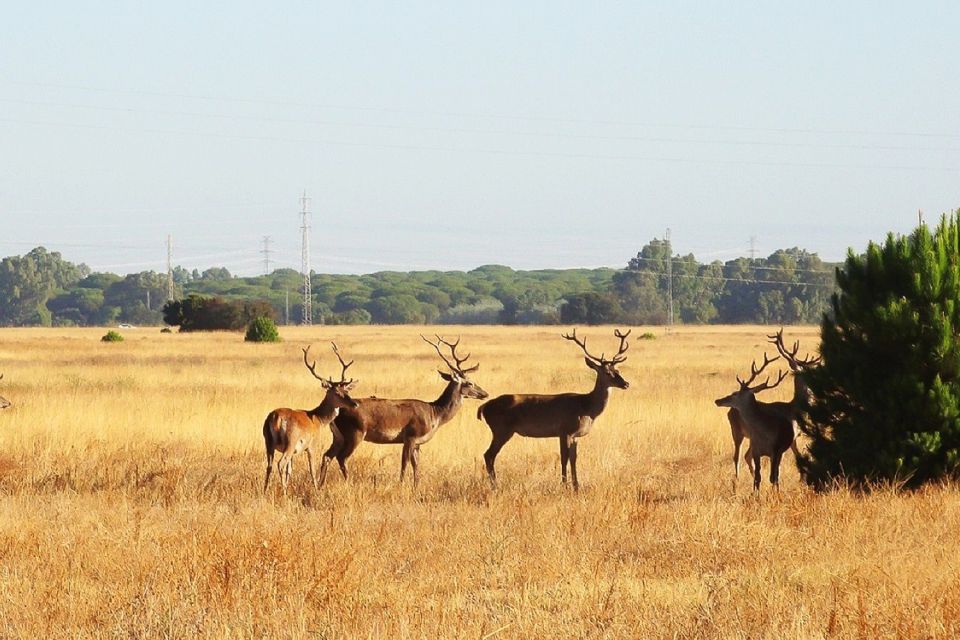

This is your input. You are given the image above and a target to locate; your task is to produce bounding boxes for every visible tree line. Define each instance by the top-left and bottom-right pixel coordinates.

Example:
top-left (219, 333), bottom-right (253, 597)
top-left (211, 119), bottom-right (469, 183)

top-left (0, 240), bottom-right (836, 328)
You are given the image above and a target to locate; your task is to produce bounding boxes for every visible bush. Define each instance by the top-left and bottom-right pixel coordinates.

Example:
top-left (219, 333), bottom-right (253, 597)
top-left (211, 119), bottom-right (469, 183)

top-left (101, 330), bottom-right (124, 342)
top-left (244, 316), bottom-right (281, 343)
top-left (801, 212), bottom-right (960, 490)
top-left (639, 332), bottom-right (656, 340)
top-left (160, 327), bottom-right (172, 334)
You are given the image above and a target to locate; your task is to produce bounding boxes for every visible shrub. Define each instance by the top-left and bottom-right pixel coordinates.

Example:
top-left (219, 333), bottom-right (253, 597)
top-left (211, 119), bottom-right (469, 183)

top-left (639, 332), bottom-right (656, 340)
top-left (801, 212), bottom-right (960, 490)
top-left (244, 316), bottom-right (281, 343)
top-left (160, 327), bottom-right (172, 334)
top-left (101, 330), bottom-right (124, 343)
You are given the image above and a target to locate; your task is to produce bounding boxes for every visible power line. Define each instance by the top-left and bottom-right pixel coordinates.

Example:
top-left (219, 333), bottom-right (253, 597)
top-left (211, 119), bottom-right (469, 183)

top-left (7, 78), bottom-right (960, 139)
top-left (4, 96), bottom-right (959, 153)
top-left (2, 116), bottom-right (959, 173)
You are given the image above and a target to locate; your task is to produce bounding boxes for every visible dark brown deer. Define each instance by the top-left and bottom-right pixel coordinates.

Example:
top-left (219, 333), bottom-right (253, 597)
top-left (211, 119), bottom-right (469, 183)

top-left (262, 344), bottom-right (359, 494)
top-left (476, 328), bottom-right (630, 491)
top-left (320, 335), bottom-right (488, 487)
top-left (0, 374), bottom-right (10, 410)
top-left (714, 353), bottom-right (794, 491)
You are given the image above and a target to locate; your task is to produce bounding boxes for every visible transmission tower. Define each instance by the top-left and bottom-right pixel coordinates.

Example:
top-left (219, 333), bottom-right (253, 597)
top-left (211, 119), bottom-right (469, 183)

top-left (261, 235), bottom-right (273, 275)
top-left (749, 235), bottom-right (757, 260)
top-left (300, 192), bottom-right (312, 325)
top-left (166, 234), bottom-right (175, 301)
top-left (665, 228), bottom-right (673, 327)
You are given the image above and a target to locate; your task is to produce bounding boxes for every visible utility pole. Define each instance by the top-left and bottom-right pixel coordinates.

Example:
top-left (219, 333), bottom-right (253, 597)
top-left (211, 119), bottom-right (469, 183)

top-left (261, 235), bottom-right (273, 275)
top-left (284, 290), bottom-right (290, 325)
top-left (665, 228), bottom-right (673, 328)
top-left (300, 191), bottom-right (312, 325)
top-left (166, 234), bottom-right (175, 301)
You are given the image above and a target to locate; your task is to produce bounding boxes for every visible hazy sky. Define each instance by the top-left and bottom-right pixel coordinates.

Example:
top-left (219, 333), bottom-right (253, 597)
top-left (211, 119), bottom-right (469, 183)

top-left (1, 2), bottom-right (958, 275)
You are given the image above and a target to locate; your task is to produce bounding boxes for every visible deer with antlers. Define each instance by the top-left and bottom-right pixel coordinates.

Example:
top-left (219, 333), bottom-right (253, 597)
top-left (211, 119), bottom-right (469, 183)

top-left (477, 328), bottom-right (631, 491)
top-left (724, 330), bottom-right (821, 481)
top-left (262, 343), bottom-right (359, 494)
top-left (320, 335), bottom-right (488, 487)
top-left (714, 352), bottom-right (795, 491)
top-left (0, 375), bottom-right (10, 410)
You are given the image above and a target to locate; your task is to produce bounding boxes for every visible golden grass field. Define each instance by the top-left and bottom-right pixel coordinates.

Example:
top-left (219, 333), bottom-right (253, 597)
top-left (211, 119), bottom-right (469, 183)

top-left (1, 324), bottom-right (959, 639)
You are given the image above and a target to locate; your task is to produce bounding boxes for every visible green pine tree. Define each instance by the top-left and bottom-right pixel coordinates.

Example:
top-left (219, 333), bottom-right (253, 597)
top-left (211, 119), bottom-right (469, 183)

top-left (801, 212), bottom-right (960, 489)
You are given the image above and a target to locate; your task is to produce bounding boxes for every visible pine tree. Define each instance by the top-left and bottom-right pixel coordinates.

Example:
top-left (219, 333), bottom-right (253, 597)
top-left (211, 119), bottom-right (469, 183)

top-left (800, 212), bottom-right (960, 489)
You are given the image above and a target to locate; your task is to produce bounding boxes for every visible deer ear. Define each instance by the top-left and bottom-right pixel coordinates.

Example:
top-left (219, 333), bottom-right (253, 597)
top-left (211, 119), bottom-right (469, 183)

top-left (345, 380), bottom-right (359, 391)
top-left (584, 358), bottom-right (601, 371)
top-left (438, 370), bottom-right (454, 381)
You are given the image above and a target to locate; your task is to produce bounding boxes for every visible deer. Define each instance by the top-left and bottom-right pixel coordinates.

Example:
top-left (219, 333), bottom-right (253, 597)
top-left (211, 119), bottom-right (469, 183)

top-left (320, 335), bottom-right (488, 487)
top-left (723, 330), bottom-right (819, 482)
top-left (0, 375), bottom-right (10, 410)
top-left (262, 343), bottom-right (359, 495)
top-left (714, 352), bottom-right (795, 491)
top-left (476, 328), bottom-right (631, 491)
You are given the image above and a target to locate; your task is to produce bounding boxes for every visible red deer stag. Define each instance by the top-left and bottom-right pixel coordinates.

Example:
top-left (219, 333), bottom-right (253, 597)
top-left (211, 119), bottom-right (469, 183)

top-left (0, 374), bottom-right (10, 410)
top-left (714, 353), bottom-right (794, 491)
top-left (320, 335), bottom-right (488, 487)
top-left (477, 328), bottom-right (630, 491)
top-left (262, 344), bottom-right (358, 494)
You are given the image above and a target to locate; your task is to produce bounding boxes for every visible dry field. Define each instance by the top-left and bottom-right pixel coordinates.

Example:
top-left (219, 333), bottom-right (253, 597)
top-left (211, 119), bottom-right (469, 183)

top-left (1, 325), bottom-right (959, 639)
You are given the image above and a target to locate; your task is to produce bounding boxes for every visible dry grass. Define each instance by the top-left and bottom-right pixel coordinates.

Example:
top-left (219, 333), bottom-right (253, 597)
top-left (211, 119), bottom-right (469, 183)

top-left (1, 325), bottom-right (959, 639)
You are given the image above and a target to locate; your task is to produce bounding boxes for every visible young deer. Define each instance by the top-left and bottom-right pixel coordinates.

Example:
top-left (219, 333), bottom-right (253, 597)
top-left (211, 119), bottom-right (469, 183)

top-left (477, 328), bottom-right (630, 491)
top-left (321, 335), bottom-right (488, 487)
top-left (0, 374), bottom-right (10, 410)
top-left (262, 344), bottom-right (358, 494)
top-left (714, 353), bottom-right (794, 491)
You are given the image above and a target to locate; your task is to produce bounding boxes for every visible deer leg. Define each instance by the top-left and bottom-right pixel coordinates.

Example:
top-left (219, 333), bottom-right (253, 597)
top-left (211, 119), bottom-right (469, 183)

top-left (483, 431), bottom-right (514, 489)
top-left (411, 445), bottom-right (421, 488)
top-left (751, 451), bottom-right (762, 492)
top-left (319, 436), bottom-right (342, 486)
top-left (568, 436), bottom-right (580, 492)
top-left (400, 439), bottom-right (412, 482)
top-left (770, 450), bottom-right (784, 490)
top-left (335, 430), bottom-right (363, 482)
top-left (728, 410), bottom-right (744, 479)
top-left (263, 445), bottom-right (275, 493)
top-left (559, 436), bottom-right (570, 484)
top-left (276, 452), bottom-right (290, 495)
top-left (744, 445), bottom-right (755, 476)
top-left (306, 448), bottom-right (317, 490)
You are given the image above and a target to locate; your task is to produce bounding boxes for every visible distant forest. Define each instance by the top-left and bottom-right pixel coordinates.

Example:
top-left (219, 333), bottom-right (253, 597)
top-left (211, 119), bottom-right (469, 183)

top-left (0, 239), bottom-right (836, 327)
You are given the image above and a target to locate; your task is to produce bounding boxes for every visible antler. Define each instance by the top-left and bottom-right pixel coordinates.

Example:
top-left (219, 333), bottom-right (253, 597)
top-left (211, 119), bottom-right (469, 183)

top-left (421, 334), bottom-right (479, 375)
top-left (330, 342), bottom-right (355, 383)
top-left (768, 328), bottom-right (821, 369)
top-left (736, 352), bottom-right (787, 392)
top-left (302, 344), bottom-right (355, 386)
top-left (611, 329), bottom-right (631, 364)
top-left (561, 329), bottom-right (604, 364)
top-left (562, 328), bottom-right (630, 365)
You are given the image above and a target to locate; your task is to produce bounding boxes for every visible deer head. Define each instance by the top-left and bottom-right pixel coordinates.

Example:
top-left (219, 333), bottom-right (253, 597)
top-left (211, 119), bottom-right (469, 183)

top-left (421, 335), bottom-right (488, 399)
top-left (562, 328), bottom-right (631, 389)
top-left (714, 352), bottom-right (787, 409)
top-left (302, 343), bottom-right (360, 409)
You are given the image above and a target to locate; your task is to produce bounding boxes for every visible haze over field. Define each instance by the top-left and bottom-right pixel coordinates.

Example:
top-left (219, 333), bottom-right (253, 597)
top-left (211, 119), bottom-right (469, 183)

top-left (1, 3), bottom-right (958, 275)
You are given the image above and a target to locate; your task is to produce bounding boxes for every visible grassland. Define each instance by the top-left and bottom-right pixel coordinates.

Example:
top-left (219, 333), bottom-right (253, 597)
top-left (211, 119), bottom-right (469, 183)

top-left (0, 325), bottom-right (959, 639)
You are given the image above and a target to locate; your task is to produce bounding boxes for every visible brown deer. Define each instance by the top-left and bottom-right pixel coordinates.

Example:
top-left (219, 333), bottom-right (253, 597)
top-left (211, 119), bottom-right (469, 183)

top-left (723, 330), bottom-right (819, 482)
top-left (320, 335), bottom-right (488, 487)
top-left (476, 328), bottom-right (630, 491)
top-left (0, 375), bottom-right (10, 410)
top-left (714, 353), bottom-right (794, 491)
top-left (262, 344), bottom-right (359, 494)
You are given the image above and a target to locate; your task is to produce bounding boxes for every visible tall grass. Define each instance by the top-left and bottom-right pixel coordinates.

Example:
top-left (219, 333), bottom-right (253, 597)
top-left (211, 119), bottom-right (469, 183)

top-left (0, 325), bottom-right (958, 638)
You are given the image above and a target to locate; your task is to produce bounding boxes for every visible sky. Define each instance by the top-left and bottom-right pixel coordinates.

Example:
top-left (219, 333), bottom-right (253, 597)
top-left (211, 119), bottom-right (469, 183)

top-left (1, 2), bottom-right (958, 276)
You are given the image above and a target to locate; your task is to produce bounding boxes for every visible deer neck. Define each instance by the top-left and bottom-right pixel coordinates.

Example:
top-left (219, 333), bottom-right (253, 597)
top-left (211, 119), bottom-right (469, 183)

top-left (309, 396), bottom-right (342, 424)
top-left (431, 380), bottom-right (463, 425)
top-left (585, 375), bottom-right (613, 418)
